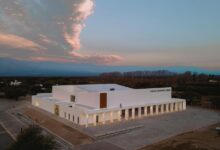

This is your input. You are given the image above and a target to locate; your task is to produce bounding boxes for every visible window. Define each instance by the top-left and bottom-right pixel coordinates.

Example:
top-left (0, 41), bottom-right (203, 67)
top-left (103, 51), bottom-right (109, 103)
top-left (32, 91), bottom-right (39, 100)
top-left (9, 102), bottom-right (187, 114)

top-left (96, 115), bottom-right (99, 123)
top-left (68, 114), bottom-right (70, 120)
top-left (77, 117), bottom-right (80, 124)
top-left (72, 115), bottom-right (74, 122)
top-left (64, 112), bottom-right (66, 118)
top-left (70, 95), bottom-right (76, 102)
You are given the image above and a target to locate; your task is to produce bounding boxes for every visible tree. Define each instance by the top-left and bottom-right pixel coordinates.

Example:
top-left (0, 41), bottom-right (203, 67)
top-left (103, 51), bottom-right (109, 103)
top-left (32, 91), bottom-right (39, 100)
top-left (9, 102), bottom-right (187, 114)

top-left (181, 91), bottom-right (201, 105)
top-left (7, 125), bottom-right (58, 150)
top-left (210, 97), bottom-right (220, 109)
top-left (4, 87), bottom-right (26, 100)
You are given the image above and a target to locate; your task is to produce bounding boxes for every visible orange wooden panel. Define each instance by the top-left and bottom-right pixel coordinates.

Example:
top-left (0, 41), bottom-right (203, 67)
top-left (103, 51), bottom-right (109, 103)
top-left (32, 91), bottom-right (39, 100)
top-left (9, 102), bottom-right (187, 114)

top-left (100, 93), bottom-right (107, 108)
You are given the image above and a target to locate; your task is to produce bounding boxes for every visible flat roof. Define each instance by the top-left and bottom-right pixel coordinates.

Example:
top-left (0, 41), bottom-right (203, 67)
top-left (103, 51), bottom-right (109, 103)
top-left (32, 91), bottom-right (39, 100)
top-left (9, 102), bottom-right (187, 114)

top-left (76, 84), bottom-right (131, 92)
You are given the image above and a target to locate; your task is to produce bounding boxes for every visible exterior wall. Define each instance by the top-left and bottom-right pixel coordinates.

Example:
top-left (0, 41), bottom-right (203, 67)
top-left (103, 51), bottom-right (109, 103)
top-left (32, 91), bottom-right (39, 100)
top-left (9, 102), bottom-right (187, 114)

top-left (52, 86), bottom-right (172, 109)
top-left (32, 95), bottom-right (87, 125)
top-left (74, 87), bottom-right (172, 109)
top-left (58, 104), bottom-right (86, 125)
top-left (32, 85), bottom-right (186, 127)
top-left (107, 87), bottom-right (171, 108)
top-left (32, 95), bottom-right (54, 113)
top-left (32, 94), bottom-right (186, 127)
top-left (76, 91), bottom-right (99, 108)
top-left (52, 86), bottom-right (73, 102)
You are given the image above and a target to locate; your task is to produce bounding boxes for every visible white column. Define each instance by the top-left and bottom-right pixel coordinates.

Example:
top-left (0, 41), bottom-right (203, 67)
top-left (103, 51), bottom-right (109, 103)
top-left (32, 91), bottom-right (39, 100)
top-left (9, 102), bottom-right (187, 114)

top-left (179, 102), bottom-right (182, 111)
top-left (93, 114), bottom-right (97, 126)
top-left (138, 107), bottom-right (141, 118)
top-left (144, 106), bottom-right (147, 117)
top-left (165, 104), bottom-right (169, 113)
top-left (155, 105), bottom-right (158, 115)
top-left (150, 106), bottom-right (153, 115)
top-left (183, 101), bottom-right (186, 110)
top-left (85, 114), bottom-right (89, 128)
top-left (175, 103), bottom-right (178, 111)
top-left (102, 113), bottom-right (105, 124)
top-left (118, 110), bottom-right (121, 121)
top-left (170, 103), bottom-right (173, 112)
top-left (132, 108), bottom-right (135, 119)
top-left (125, 109), bottom-right (129, 120)
top-left (110, 112), bottom-right (113, 123)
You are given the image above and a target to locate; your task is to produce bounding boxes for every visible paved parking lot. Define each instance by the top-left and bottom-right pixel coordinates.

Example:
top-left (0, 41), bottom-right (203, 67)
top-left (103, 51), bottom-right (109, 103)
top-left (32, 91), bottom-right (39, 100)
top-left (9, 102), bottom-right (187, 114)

top-left (83, 107), bottom-right (220, 150)
top-left (0, 100), bottom-right (27, 140)
top-left (76, 141), bottom-right (124, 150)
top-left (0, 124), bottom-right (14, 150)
top-left (1, 99), bottom-right (220, 150)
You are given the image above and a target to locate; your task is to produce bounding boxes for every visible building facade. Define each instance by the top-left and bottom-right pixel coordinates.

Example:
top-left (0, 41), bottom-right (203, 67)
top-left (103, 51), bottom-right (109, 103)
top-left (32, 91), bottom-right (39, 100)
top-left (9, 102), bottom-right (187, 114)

top-left (32, 84), bottom-right (186, 127)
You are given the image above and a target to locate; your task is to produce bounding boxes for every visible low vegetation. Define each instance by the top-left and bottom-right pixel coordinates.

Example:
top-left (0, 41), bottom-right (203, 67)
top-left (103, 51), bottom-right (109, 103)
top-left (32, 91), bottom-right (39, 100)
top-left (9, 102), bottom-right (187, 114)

top-left (7, 125), bottom-right (58, 150)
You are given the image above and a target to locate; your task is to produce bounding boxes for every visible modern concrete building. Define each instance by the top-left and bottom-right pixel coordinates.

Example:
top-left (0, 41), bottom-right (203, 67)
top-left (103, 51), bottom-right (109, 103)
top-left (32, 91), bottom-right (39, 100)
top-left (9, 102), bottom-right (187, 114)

top-left (32, 84), bottom-right (186, 127)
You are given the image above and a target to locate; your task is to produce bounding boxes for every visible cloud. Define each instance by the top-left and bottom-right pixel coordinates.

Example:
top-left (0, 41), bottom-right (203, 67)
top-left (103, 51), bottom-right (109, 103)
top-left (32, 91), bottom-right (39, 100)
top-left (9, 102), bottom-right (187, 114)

top-left (0, 33), bottom-right (45, 51)
top-left (70, 52), bottom-right (123, 64)
top-left (64, 0), bottom-right (94, 50)
top-left (30, 56), bottom-right (76, 63)
top-left (0, 0), bottom-right (122, 65)
top-left (27, 52), bottom-right (123, 64)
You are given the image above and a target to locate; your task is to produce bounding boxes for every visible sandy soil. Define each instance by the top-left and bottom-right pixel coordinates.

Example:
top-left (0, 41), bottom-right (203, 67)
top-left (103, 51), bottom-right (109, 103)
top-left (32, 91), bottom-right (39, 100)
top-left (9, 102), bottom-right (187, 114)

top-left (24, 108), bottom-right (94, 146)
top-left (140, 123), bottom-right (220, 150)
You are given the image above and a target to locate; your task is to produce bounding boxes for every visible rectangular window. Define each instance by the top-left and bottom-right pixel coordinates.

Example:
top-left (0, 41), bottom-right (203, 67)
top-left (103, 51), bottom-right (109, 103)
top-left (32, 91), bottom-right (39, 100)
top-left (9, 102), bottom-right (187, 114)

top-left (73, 115), bottom-right (74, 122)
top-left (96, 115), bottom-right (99, 123)
top-left (68, 114), bottom-right (70, 120)
top-left (64, 112), bottom-right (66, 118)
top-left (70, 95), bottom-right (76, 102)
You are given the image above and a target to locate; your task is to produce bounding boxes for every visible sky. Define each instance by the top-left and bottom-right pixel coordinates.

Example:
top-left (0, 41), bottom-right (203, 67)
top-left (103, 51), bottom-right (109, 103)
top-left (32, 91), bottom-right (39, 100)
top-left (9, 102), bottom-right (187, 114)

top-left (0, 0), bottom-right (220, 70)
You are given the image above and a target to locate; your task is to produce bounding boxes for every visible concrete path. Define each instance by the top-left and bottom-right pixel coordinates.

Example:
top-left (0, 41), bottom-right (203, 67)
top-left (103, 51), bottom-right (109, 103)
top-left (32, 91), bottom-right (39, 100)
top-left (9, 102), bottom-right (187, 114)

top-left (76, 141), bottom-right (124, 150)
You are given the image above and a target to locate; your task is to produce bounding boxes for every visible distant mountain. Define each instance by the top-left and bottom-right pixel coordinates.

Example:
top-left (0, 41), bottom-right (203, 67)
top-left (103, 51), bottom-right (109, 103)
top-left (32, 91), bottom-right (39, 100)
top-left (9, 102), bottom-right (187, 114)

top-left (0, 58), bottom-right (220, 76)
top-left (100, 70), bottom-right (177, 77)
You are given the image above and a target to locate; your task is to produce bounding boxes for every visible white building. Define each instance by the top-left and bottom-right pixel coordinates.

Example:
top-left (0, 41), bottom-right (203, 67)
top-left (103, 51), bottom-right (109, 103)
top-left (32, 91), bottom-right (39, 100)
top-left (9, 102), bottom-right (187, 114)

top-left (32, 84), bottom-right (186, 127)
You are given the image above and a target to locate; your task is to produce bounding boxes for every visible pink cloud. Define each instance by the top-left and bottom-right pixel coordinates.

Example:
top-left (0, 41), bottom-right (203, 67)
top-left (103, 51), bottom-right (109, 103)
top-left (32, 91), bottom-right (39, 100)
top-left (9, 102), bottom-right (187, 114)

top-left (64, 24), bottom-right (83, 50)
top-left (0, 33), bottom-right (46, 51)
top-left (64, 0), bottom-right (94, 50)
top-left (39, 34), bottom-right (57, 46)
top-left (29, 52), bottom-right (123, 65)
top-left (30, 56), bottom-right (76, 63)
top-left (70, 52), bottom-right (123, 64)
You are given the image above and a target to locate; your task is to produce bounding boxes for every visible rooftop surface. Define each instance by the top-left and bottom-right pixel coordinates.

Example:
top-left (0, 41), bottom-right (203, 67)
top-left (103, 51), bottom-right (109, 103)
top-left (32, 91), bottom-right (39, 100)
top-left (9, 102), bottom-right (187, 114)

top-left (76, 84), bottom-right (131, 92)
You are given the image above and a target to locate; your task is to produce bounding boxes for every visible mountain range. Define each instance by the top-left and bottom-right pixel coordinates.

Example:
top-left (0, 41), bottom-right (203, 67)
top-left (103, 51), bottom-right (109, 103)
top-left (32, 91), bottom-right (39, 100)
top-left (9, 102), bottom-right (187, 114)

top-left (0, 58), bottom-right (219, 76)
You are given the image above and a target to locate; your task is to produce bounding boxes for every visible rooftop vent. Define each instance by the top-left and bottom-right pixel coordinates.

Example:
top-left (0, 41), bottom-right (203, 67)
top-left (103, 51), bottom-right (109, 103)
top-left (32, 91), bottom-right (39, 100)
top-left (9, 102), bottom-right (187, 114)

top-left (110, 88), bottom-right (115, 91)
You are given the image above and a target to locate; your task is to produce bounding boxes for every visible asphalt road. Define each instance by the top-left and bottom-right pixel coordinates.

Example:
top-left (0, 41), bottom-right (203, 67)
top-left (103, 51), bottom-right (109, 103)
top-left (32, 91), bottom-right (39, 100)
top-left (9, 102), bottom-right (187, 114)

top-left (0, 124), bottom-right (14, 150)
top-left (0, 99), bottom-right (73, 150)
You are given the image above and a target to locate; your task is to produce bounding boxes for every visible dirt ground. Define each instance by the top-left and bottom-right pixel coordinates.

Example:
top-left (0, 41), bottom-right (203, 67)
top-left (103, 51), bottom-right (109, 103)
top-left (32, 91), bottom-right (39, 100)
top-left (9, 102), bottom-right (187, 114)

top-left (140, 123), bottom-right (220, 150)
top-left (24, 108), bottom-right (94, 146)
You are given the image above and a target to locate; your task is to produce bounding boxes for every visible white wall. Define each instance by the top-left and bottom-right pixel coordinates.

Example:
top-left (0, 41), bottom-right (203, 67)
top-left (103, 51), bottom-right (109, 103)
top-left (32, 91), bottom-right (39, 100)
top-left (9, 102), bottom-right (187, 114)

top-left (76, 91), bottom-right (99, 108)
top-left (32, 96), bottom-right (54, 113)
top-left (52, 86), bottom-right (172, 109)
top-left (107, 87), bottom-right (172, 108)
